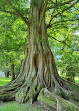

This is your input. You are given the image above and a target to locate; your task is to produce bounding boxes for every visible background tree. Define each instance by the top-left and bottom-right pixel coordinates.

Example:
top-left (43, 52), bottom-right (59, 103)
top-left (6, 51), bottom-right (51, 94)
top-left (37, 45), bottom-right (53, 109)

top-left (0, 16), bottom-right (26, 79)
top-left (49, 27), bottom-right (79, 82)
top-left (0, 0), bottom-right (79, 110)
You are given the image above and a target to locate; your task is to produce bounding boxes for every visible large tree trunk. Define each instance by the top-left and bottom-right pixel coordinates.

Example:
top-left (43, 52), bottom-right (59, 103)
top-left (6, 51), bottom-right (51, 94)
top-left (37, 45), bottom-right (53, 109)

top-left (0, 3), bottom-right (79, 110)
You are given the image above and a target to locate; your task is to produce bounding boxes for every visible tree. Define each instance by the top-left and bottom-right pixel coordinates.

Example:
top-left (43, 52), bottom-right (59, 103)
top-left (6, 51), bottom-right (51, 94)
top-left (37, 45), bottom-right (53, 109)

top-left (0, 50), bottom-right (25, 80)
top-left (0, 14), bottom-right (26, 80)
top-left (0, 0), bottom-right (79, 110)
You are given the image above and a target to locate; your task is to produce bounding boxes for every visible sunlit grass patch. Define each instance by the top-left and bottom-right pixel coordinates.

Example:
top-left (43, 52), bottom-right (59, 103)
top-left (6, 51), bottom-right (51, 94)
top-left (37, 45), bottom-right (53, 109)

top-left (0, 77), bottom-right (11, 86)
top-left (75, 77), bottom-right (79, 80)
top-left (75, 77), bottom-right (79, 84)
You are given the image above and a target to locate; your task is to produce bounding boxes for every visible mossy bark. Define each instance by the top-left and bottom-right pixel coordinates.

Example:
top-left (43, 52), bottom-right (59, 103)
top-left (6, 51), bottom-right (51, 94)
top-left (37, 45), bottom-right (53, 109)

top-left (38, 88), bottom-right (79, 111)
top-left (0, 3), bottom-right (79, 110)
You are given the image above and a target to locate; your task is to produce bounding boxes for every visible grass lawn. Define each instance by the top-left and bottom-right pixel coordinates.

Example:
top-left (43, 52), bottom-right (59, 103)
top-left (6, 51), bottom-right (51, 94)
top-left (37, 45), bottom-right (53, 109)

top-left (0, 77), bottom-right (11, 86)
top-left (0, 102), bottom-right (44, 111)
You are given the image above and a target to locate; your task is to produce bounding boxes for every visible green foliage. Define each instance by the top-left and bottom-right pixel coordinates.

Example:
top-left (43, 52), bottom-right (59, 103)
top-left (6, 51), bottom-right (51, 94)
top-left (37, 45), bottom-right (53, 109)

top-left (0, 11), bottom-right (27, 75)
top-left (48, 26), bottom-right (79, 82)
top-left (47, 3), bottom-right (79, 82)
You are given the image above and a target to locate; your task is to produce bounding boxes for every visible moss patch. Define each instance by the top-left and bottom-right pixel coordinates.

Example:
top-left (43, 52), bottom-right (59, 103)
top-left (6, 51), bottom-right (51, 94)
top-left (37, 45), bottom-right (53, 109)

top-left (38, 88), bottom-right (79, 111)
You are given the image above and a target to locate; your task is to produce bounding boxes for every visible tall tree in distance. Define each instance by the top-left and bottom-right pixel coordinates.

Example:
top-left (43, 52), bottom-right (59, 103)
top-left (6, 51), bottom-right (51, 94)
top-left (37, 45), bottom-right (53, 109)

top-left (0, 0), bottom-right (79, 110)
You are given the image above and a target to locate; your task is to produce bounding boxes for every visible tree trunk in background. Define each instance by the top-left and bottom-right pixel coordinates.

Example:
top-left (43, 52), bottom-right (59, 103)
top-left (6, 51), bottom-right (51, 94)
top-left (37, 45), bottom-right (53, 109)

top-left (11, 63), bottom-right (15, 81)
top-left (16, 59), bottom-right (23, 78)
top-left (5, 71), bottom-right (10, 78)
top-left (10, 58), bottom-right (15, 80)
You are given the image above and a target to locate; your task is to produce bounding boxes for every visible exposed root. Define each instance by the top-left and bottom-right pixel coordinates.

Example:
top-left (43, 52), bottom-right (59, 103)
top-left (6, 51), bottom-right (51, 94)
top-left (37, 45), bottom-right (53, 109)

top-left (15, 80), bottom-right (44, 103)
top-left (38, 88), bottom-right (79, 111)
top-left (0, 49), bottom-right (79, 111)
top-left (55, 85), bottom-right (79, 102)
top-left (57, 75), bottom-right (79, 93)
top-left (50, 76), bottom-right (79, 102)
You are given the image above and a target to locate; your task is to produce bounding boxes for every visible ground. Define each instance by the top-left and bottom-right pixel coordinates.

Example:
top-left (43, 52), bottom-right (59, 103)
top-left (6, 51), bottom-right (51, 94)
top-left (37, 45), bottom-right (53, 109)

top-left (0, 101), bottom-right (45, 111)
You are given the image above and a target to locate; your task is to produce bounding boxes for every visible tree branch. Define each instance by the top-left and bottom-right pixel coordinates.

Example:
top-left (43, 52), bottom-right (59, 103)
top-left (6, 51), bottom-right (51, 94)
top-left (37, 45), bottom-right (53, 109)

top-left (47, 0), bottom-right (76, 10)
top-left (48, 35), bottom-right (67, 45)
top-left (51, 0), bottom-right (75, 6)
top-left (48, 18), bottom-right (79, 28)
top-left (38, 0), bottom-right (49, 32)
top-left (47, 9), bottom-right (55, 27)
top-left (4, 0), bottom-right (29, 25)
top-left (38, 0), bottom-right (43, 11)
top-left (47, 1), bottom-right (78, 28)
top-left (0, 49), bottom-right (24, 52)
top-left (0, 10), bottom-right (17, 15)
top-left (58, 0), bottom-right (75, 6)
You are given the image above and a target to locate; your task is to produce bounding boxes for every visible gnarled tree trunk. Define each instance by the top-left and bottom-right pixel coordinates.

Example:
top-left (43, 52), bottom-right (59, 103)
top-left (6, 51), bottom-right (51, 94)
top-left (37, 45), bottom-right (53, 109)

top-left (0, 2), bottom-right (79, 110)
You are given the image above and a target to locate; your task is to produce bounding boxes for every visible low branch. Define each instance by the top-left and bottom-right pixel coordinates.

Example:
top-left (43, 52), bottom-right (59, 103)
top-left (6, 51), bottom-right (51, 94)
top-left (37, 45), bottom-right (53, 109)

top-left (47, 1), bottom-right (77, 28)
top-left (38, 0), bottom-right (49, 32)
top-left (48, 35), bottom-right (66, 45)
top-left (4, 0), bottom-right (29, 25)
top-left (47, 18), bottom-right (79, 28)
top-left (0, 49), bottom-right (24, 52)
top-left (0, 10), bottom-right (17, 15)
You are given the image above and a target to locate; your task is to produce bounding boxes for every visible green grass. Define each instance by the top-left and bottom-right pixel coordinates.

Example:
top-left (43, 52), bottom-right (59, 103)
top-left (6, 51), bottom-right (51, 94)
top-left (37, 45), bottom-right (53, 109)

top-left (0, 102), bottom-right (44, 111)
top-left (75, 77), bottom-right (79, 84)
top-left (0, 77), bottom-right (11, 86)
